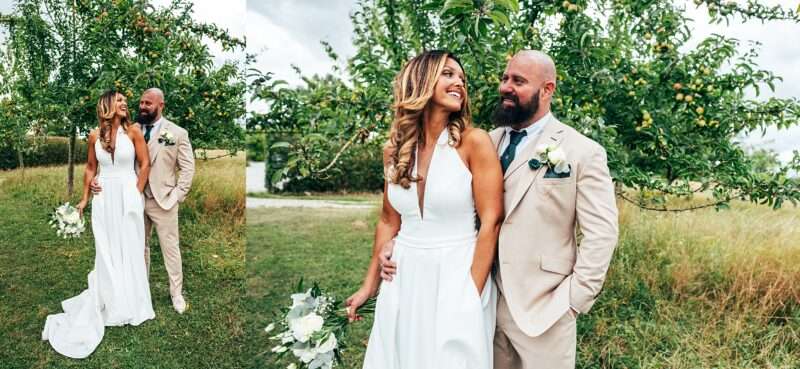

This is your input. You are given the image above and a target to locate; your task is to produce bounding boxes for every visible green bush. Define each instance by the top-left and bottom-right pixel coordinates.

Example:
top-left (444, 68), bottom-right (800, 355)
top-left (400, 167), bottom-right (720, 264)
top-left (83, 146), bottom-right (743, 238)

top-left (0, 137), bottom-right (88, 170)
top-left (280, 140), bottom-right (385, 193)
top-left (246, 133), bottom-right (266, 162)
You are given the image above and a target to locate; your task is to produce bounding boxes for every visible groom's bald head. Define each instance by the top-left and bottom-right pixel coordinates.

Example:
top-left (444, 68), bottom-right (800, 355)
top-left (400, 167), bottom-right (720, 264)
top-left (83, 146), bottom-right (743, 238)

top-left (514, 50), bottom-right (557, 85)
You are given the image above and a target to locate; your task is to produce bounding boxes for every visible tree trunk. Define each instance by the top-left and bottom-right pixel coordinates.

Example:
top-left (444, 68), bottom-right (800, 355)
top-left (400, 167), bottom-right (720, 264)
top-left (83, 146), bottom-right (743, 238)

top-left (67, 123), bottom-right (76, 196)
top-left (16, 147), bottom-right (25, 178)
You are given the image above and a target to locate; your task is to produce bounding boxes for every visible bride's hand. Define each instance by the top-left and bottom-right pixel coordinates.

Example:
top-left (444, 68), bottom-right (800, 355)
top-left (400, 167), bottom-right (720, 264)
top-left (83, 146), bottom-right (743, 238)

top-left (379, 239), bottom-right (397, 282)
top-left (76, 199), bottom-right (88, 218)
top-left (344, 287), bottom-right (372, 323)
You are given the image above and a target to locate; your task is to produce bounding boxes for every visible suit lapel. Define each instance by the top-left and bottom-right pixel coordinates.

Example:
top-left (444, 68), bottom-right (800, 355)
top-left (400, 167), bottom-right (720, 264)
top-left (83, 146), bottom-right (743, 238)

top-left (149, 119), bottom-right (168, 164)
top-left (489, 127), bottom-right (504, 152)
top-left (504, 119), bottom-right (568, 217)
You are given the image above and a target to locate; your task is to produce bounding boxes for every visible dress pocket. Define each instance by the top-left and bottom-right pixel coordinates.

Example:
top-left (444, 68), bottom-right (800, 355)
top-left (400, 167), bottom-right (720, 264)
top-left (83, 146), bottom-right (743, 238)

top-left (468, 270), bottom-right (491, 308)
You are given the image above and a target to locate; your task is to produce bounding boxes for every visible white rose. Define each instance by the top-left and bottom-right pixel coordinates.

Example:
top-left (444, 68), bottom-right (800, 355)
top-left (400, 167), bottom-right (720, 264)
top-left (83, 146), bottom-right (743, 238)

top-left (548, 147), bottom-right (566, 165)
top-left (290, 290), bottom-right (313, 308)
top-left (289, 313), bottom-right (324, 342)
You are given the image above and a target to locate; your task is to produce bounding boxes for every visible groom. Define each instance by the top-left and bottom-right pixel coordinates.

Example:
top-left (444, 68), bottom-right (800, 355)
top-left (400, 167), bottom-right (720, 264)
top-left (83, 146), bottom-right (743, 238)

top-left (92, 88), bottom-right (195, 314)
top-left (381, 50), bottom-right (619, 368)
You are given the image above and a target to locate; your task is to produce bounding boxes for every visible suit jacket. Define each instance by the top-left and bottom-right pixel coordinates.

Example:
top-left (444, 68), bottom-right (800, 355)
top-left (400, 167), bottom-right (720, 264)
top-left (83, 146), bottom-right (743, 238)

top-left (490, 115), bottom-right (618, 337)
top-left (139, 118), bottom-right (195, 210)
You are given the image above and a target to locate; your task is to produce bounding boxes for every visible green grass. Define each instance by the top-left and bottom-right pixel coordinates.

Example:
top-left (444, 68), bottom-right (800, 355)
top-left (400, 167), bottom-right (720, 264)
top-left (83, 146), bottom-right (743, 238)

top-left (246, 200), bottom-right (800, 369)
top-left (0, 154), bottom-right (246, 369)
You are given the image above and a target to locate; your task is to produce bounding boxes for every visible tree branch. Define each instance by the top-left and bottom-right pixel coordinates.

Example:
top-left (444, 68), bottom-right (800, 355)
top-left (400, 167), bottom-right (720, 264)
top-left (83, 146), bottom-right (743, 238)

top-left (616, 190), bottom-right (732, 212)
top-left (314, 128), bottom-right (367, 175)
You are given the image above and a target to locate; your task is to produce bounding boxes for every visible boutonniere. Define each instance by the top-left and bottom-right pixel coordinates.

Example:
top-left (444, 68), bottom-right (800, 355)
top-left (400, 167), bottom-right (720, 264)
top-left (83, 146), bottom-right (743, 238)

top-left (529, 144), bottom-right (571, 177)
top-left (158, 130), bottom-right (176, 146)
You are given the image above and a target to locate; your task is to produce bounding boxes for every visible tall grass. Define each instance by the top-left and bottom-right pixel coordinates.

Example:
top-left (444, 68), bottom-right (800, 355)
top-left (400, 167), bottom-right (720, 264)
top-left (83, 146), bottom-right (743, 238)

top-left (0, 153), bottom-right (246, 369)
top-left (246, 196), bottom-right (800, 369)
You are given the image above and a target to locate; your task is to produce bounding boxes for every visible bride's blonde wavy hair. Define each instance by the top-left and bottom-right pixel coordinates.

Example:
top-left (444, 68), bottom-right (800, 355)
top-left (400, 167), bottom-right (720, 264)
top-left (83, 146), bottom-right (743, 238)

top-left (96, 90), bottom-right (131, 153)
top-left (386, 50), bottom-right (473, 189)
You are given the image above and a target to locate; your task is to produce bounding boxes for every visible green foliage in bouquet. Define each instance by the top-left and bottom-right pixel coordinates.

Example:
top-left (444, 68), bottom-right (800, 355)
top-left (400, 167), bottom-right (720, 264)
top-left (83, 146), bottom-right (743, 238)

top-left (249, 0), bottom-right (800, 210)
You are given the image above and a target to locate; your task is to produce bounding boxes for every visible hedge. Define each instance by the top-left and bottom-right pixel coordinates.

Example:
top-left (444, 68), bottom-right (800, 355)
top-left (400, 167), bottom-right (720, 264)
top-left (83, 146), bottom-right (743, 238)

top-left (0, 137), bottom-right (88, 170)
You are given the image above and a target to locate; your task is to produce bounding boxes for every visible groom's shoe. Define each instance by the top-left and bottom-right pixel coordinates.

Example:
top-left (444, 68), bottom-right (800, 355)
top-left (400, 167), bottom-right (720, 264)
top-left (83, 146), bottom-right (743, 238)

top-left (172, 294), bottom-right (187, 314)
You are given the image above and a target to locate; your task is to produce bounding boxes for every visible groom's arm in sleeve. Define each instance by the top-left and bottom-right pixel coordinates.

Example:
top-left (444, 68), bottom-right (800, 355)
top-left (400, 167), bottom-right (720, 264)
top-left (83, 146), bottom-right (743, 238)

top-left (570, 142), bottom-right (619, 314)
top-left (175, 129), bottom-right (195, 202)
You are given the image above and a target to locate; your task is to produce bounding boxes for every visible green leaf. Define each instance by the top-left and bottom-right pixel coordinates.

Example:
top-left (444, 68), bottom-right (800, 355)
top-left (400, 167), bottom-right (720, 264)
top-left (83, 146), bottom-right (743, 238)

top-left (495, 0), bottom-right (520, 12)
top-left (489, 10), bottom-right (510, 26)
top-left (270, 141), bottom-right (291, 149)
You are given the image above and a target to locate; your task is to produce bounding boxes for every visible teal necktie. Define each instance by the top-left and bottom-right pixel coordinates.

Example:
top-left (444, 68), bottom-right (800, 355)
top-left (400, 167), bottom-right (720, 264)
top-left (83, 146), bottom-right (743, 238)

top-left (144, 124), bottom-right (154, 143)
top-left (500, 130), bottom-right (527, 173)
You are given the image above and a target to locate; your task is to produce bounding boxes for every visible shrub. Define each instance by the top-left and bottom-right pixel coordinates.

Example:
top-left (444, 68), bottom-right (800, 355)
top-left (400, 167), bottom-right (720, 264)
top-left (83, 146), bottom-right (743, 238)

top-left (246, 133), bottom-right (266, 162)
top-left (0, 137), bottom-right (88, 170)
top-left (279, 140), bottom-right (385, 193)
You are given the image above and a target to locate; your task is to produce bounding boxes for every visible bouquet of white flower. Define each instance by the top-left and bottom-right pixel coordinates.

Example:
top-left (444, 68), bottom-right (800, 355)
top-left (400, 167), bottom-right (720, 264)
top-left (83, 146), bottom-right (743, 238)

top-left (266, 281), bottom-right (375, 369)
top-left (49, 203), bottom-right (86, 239)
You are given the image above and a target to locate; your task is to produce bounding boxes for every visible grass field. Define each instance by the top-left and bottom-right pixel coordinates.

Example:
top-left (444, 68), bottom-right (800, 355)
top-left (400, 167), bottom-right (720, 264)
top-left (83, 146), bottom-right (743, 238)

top-left (246, 194), bottom-right (800, 369)
top-left (0, 153), bottom-right (246, 369)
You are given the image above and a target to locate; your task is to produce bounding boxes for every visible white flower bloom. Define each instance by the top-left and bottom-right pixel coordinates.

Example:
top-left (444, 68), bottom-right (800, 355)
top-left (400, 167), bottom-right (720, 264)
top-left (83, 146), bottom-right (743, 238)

top-left (289, 313), bottom-right (324, 342)
top-left (548, 147), bottom-right (566, 165)
top-left (554, 161), bottom-right (570, 174)
top-left (534, 144), bottom-right (550, 156)
top-left (287, 364), bottom-right (297, 369)
top-left (290, 290), bottom-right (313, 308)
top-left (292, 344), bottom-right (317, 363)
top-left (309, 351), bottom-right (335, 369)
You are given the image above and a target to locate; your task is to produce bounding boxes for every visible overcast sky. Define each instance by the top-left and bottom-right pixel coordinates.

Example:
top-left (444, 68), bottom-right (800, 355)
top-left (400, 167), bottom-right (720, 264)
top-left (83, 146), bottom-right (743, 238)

top-left (254, 0), bottom-right (800, 163)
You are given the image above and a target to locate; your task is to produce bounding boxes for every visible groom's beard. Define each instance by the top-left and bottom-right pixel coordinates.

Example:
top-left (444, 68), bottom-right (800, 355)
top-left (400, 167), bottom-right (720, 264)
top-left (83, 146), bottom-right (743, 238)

top-left (492, 90), bottom-right (539, 127)
top-left (136, 109), bottom-right (158, 125)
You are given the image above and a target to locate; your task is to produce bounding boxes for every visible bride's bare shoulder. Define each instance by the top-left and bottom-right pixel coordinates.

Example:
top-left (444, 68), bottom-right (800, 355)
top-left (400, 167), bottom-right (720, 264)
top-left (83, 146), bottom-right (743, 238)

top-left (127, 124), bottom-right (144, 138)
top-left (460, 127), bottom-right (493, 151)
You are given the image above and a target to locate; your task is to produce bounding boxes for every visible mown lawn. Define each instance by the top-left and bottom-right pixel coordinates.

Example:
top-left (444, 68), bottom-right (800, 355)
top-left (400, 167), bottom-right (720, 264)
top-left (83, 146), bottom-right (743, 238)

top-left (0, 154), bottom-right (246, 369)
top-left (246, 195), bottom-right (800, 369)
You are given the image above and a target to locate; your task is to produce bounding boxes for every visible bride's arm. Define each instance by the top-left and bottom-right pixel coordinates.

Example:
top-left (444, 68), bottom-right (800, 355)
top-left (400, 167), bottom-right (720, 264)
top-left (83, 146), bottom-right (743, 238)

top-left (77, 131), bottom-right (100, 216)
top-left (465, 128), bottom-right (504, 295)
top-left (129, 125), bottom-right (151, 193)
top-left (362, 182), bottom-right (402, 296)
top-left (345, 149), bottom-right (401, 321)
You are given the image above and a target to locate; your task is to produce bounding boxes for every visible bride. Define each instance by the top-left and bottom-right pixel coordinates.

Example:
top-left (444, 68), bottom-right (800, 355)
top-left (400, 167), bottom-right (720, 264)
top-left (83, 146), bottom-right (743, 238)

top-left (345, 50), bottom-right (504, 369)
top-left (42, 90), bottom-right (155, 358)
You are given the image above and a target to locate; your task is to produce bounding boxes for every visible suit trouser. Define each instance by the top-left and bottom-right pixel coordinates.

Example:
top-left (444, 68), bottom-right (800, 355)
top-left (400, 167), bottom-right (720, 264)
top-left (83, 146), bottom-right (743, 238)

top-left (494, 292), bottom-right (577, 369)
top-left (144, 198), bottom-right (183, 298)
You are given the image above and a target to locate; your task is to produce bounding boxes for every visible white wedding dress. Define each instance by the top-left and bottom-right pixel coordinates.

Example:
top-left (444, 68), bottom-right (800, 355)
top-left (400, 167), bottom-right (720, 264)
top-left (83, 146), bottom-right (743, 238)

top-left (363, 130), bottom-right (496, 369)
top-left (42, 128), bottom-right (155, 358)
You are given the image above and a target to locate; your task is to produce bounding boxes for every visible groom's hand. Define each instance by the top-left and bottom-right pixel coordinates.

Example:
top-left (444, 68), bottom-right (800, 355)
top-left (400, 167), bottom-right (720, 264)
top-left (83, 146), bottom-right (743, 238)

top-left (379, 239), bottom-right (396, 281)
top-left (90, 177), bottom-right (102, 194)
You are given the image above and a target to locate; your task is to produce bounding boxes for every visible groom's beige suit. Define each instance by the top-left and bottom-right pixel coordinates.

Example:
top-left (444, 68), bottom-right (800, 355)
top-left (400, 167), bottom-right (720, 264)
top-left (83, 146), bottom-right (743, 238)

top-left (138, 117), bottom-right (194, 300)
top-left (490, 115), bottom-right (618, 369)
